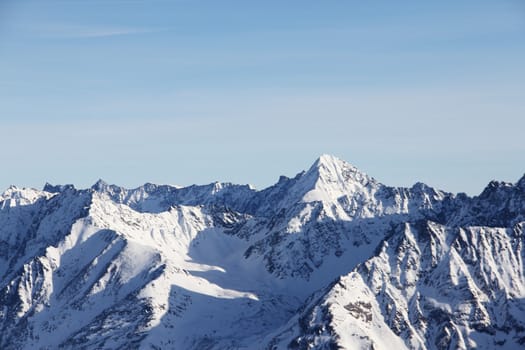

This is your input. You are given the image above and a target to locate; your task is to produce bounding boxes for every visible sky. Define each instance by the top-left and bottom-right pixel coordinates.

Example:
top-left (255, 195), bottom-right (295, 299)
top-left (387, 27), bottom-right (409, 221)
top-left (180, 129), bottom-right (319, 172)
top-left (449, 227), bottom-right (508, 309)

top-left (1, 0), bottom-right (524, 195)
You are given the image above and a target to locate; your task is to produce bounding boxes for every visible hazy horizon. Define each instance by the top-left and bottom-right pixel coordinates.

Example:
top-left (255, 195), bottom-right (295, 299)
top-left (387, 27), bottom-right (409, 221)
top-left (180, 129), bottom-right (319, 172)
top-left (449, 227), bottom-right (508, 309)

top-left (1, 0), bottom-right (524, 195)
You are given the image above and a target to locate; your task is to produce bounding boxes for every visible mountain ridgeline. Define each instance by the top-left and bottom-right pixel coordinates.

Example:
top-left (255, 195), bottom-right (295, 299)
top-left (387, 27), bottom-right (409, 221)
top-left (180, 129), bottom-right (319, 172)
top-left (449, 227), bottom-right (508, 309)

top-left (0, 155), bottom-right (524, 349)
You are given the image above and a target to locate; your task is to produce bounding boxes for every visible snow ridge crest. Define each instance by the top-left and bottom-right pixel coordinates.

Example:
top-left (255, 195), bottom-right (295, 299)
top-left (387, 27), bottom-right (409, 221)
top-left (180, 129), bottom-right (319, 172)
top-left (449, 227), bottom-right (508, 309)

top-left (0, 155), bottom-right (524, 350)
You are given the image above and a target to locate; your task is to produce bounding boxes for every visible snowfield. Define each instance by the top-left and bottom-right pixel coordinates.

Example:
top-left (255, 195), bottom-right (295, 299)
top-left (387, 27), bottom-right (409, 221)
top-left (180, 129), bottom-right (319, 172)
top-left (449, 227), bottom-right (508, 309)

top-left (0, 155), bottom-right (524, 349)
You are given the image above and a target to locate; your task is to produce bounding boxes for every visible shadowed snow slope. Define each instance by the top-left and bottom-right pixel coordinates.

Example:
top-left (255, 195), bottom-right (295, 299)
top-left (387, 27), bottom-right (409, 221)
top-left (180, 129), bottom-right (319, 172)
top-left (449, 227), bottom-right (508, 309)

top-left (0, 155), bottom-right (524, 349)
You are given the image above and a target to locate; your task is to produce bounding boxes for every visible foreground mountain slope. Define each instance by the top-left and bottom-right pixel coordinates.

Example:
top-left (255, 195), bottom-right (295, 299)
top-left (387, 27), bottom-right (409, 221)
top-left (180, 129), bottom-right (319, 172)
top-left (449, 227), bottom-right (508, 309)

top-left (268, 221), bottom-right (525, 349)
top-left (0, 155), bottom-right (523, 349)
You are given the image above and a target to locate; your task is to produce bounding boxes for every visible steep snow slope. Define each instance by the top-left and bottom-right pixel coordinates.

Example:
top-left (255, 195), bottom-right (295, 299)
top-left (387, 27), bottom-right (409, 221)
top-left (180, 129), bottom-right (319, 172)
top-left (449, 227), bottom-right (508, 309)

top-left (0, 155), bottom-right (523, 350)
top-left (267, 199), bottom-right (525, 349)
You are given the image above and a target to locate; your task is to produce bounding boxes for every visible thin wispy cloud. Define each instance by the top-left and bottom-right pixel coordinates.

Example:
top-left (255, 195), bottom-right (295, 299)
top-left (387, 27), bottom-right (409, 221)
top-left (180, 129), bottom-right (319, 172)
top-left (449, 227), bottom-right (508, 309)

top-left (35, 23), bottom-right (164, 39)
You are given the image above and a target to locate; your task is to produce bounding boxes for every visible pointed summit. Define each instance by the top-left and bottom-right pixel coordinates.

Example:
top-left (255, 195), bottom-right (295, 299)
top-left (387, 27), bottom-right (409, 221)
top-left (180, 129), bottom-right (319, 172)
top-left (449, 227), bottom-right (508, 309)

top-left (91, 179), bottom-right (109, 191)
top-left (302, 155), bottom-right (380, 204)
top-left (312, 154), bottom-right (353, 171)
top-left (314, 154), bottom-right (345, 166)
top-left (308, 154), bottom-right (376, 187)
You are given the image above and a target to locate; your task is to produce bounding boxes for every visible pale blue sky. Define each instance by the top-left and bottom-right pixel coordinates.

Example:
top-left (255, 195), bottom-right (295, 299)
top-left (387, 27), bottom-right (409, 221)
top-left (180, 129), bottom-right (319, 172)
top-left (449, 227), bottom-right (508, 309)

top-left (1, 0), bottom-right (524, 194)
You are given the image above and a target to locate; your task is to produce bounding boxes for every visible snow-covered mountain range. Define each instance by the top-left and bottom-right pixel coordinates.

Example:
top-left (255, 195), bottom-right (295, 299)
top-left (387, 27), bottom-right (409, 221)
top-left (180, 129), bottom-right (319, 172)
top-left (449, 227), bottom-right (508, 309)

top-left (0, 155), bottom-right (523, 349)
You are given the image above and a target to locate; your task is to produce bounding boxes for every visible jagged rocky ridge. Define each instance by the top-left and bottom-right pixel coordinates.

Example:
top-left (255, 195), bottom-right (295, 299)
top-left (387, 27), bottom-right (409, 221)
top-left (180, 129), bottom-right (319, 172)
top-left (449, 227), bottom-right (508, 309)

top-left (0, 155), bottom-right (523, 349)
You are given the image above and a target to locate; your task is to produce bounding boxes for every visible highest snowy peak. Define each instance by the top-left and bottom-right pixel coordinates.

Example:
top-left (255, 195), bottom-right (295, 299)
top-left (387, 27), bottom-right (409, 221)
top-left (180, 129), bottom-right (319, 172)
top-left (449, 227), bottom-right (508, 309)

top-left (302, 154), bottom-right (379, 204)
top-left (309, 154), bottom-right (376, 185)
